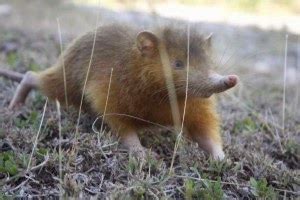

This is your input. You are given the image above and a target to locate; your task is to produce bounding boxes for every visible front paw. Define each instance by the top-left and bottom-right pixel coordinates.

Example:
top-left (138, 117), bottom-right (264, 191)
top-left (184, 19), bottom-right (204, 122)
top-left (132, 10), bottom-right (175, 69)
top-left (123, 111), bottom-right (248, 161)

top-left (130, 146), bottom-right (147, 161)
top-left (211, 145), bottom-right (225, 160)
top-left (130, 147), bottom-right (159, 162)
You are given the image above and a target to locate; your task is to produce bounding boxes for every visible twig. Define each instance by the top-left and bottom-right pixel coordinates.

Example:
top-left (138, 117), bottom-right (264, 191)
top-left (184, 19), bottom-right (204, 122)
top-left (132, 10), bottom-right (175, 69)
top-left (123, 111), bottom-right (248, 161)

top-left (9, 179), bottom-right (29, 192)
top-left (7, 155), bottom-right (49, 192)
top-left (30, 154), bottom-right (49, 171)
top-left (93, 113), bottom-right (173, 131)
top-left (145, 0), bottom-right (181, 132)
top-left (169, 22), bottom-right (191, 174)
top-left (27, 98), bottom-right (48, 171)
top-left (267, 108), bottom-right (284, 153)
top-left (57, 18), bottom-right (68, 108)
top-left (75, 0), bottom-right (101, 151)
top-left (294, 35), bottom-right (300, 118)
top-left (55, 100), bottom-right (63, 197)
top-left (0, 67), bottom-right (24, 82)
top-left (282, 34), bottom-right (288, 137)
top-left (24, 174), bottom-right (39, 184)
top-left (98, 68), bottom-right (114, 146)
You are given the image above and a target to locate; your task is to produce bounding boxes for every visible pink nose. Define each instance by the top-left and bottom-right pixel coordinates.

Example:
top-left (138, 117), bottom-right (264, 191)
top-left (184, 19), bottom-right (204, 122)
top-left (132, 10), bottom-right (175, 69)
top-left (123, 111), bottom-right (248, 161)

top-left (224, 75), bottom-right (238, 87)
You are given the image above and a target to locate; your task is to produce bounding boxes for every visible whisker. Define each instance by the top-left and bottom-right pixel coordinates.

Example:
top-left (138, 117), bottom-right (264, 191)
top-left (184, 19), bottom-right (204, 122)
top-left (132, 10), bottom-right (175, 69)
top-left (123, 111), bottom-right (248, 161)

top-left (218, 49), bottom-right (282, 73)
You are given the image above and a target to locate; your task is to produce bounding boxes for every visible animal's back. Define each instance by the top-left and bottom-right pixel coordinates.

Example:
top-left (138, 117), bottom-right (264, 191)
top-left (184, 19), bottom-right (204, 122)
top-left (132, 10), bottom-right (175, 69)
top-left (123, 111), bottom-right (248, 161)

top-left (38, 24), bottom-right (136, 108)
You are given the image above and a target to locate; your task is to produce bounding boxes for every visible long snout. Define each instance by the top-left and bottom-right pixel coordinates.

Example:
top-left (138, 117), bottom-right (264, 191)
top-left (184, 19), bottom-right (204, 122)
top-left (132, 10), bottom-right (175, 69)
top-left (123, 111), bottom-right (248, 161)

top-left (208, 73), bottom-right (239, 93)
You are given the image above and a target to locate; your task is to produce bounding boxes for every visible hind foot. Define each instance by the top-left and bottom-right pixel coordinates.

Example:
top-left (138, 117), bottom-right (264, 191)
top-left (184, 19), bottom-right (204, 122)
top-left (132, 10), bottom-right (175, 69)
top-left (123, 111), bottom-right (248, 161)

top-left (9, 71), bottom-right (39, 109)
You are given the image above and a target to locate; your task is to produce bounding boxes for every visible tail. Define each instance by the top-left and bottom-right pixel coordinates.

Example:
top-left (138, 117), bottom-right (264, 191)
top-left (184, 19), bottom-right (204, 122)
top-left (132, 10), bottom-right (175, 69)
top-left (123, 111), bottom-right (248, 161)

top-left (0, 68), bottom-right (24, 82)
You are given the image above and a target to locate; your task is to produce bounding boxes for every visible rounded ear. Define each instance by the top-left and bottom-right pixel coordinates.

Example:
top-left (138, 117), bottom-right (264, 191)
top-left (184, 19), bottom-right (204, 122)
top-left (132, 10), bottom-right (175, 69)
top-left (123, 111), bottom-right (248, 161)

top-left (136, 31), bottom-right (158, 57)
top-left (204, 33), bottom-right (213, 48)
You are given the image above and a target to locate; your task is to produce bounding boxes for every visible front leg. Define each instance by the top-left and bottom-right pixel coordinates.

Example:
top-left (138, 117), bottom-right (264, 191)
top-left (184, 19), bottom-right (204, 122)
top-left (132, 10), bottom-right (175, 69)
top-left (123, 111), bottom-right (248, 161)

top-left (119, 130), bottom-right (148, 160)
top-left (185, 109), bottom-right (225, 160)
top-left (194, 135), bottom-right (225, 160)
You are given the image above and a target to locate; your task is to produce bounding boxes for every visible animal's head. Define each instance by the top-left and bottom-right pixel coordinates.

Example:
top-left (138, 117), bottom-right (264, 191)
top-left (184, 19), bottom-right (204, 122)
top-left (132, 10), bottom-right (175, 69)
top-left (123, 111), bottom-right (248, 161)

top-left (135, 25), bottom-right (238, 98)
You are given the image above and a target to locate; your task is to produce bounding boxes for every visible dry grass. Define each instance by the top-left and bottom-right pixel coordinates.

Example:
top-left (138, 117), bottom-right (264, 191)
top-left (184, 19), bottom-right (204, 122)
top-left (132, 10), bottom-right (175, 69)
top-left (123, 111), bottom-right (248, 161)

top-left (0, 0), bottom-right (299, 199)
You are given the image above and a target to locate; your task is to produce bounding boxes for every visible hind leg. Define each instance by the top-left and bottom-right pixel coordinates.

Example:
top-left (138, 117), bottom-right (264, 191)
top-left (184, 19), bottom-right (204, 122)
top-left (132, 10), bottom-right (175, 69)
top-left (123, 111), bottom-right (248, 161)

top-left (9, 71), bottom-right (39, 109)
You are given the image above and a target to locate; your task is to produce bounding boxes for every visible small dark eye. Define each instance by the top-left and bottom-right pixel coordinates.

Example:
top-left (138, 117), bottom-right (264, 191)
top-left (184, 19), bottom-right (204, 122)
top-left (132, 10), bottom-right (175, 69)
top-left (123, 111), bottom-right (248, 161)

top-left (174, 60), bottom-right (184, 69)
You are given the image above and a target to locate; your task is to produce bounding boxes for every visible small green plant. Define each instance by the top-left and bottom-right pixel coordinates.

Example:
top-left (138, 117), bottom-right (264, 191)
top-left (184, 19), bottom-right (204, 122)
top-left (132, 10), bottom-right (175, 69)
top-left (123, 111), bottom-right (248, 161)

top-left (233, 117), bottom-right (258, 134)
top-left (208, 157), bottom-right (231, 175)
top-left (0, 152), bottom-right (19, 176)
top-left (6, 52), bottom-right (19, 69)
top-left (132, 185), bottom-right (146, 199)
top-left (126, 155), bottom-right (139, 174)
top-left (36, 148), bottom-right (50, 162)
top-left (184, 179), bottom-right (197, 200)
top-left (29, 62), bottom-right (40, 71)
top-left (14, 111), bottom-right (39, 129)
top-left (32, 93), bottom-right (46, 108)
top-left (19, 153), bottom-right (30, 169)
top-left (199, 178), bottom-right (224, 200)
top-left (250, 177), bottom-right (277, 199)
top-left (145, 151), bottom-right (162, 174)
top-left (0, 192), bottom-right (13, 200)
top-left (284, 140), bottom-right (299, 156)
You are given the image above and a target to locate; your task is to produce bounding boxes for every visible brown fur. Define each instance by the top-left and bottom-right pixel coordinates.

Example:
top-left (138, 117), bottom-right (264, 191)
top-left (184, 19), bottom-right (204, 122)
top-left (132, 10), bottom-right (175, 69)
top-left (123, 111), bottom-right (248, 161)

top-left (26, 24), bottom-right (230, 158)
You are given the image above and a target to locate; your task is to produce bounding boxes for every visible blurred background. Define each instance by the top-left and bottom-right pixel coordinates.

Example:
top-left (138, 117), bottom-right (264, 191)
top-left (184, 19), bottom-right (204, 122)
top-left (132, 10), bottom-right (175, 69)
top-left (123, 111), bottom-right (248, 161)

top-left (1, 0), bottom-right (299, 80)
top-left (1, 0), bottom-right (299, 115)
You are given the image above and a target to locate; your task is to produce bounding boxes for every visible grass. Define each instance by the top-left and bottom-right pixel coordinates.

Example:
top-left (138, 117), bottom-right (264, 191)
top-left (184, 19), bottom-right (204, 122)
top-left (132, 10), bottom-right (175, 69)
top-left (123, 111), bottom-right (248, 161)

top-left (6, 53), bottom-right (19, 69)
top-left (0, 0), bottom-right (299, 199)
top-left (184, 178), bottom-right (224, 199)
top-left (0, 152), bottom-right (19, 176)
top-left (249, 177), bottom-right (277, 199)
top-left (0, 107), bottom-right (298, 198)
